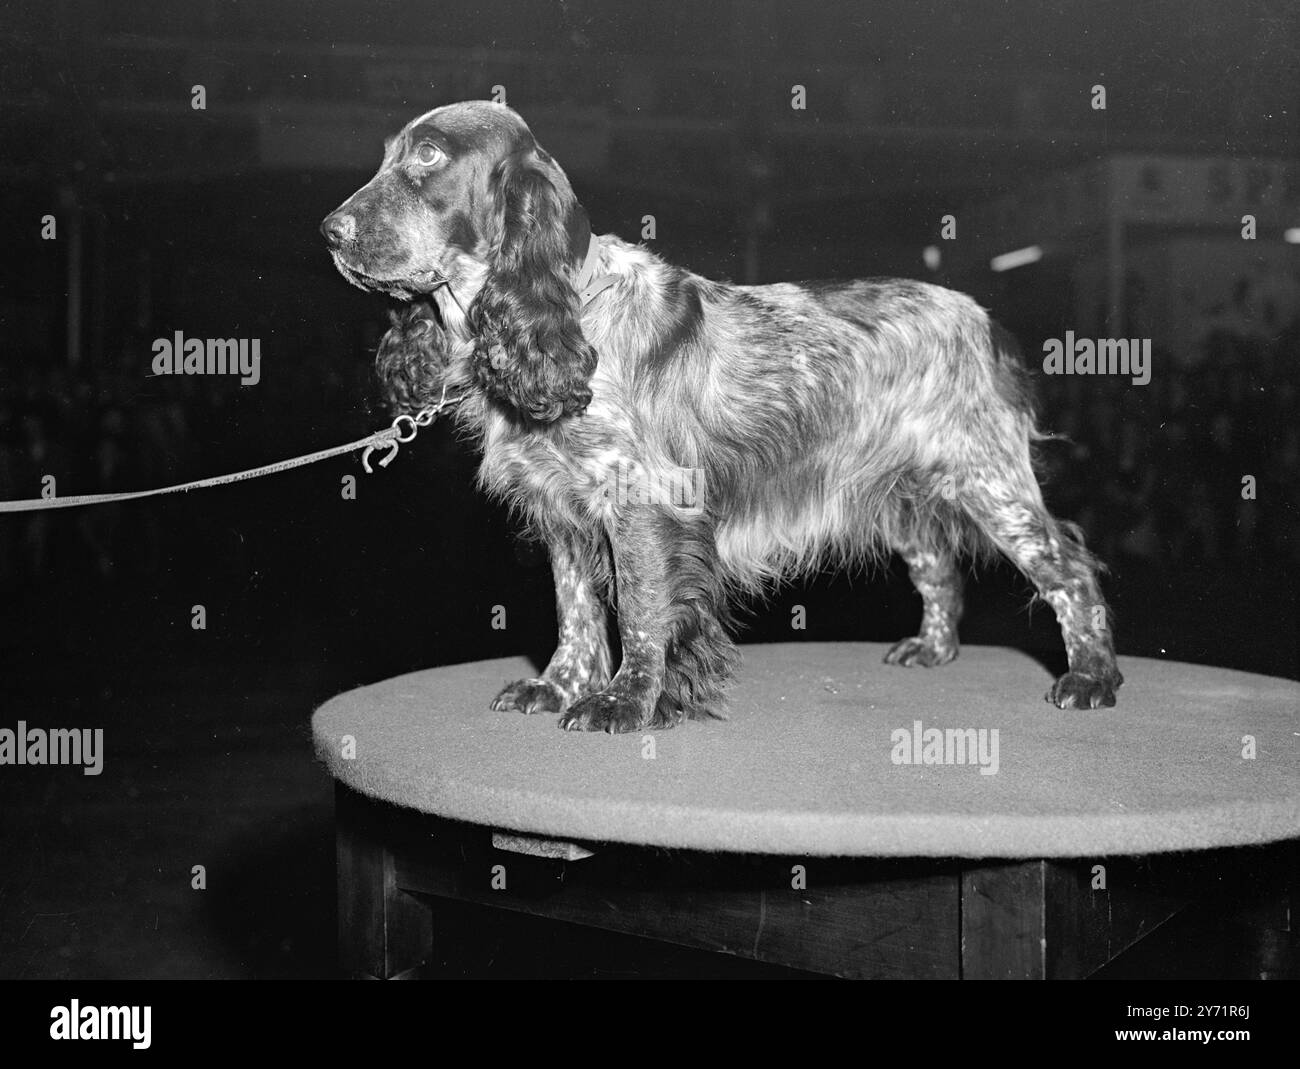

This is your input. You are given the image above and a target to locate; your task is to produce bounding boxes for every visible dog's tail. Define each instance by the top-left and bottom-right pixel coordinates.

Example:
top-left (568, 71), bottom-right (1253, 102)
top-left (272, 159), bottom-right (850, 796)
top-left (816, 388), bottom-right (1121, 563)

top-left (988, 321), bottom-right (1046, 429)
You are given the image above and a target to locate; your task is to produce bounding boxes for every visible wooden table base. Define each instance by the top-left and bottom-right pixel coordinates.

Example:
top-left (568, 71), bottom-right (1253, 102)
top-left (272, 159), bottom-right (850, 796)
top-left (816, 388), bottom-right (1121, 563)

top-left (335, 783), bottom-right (1297, 980)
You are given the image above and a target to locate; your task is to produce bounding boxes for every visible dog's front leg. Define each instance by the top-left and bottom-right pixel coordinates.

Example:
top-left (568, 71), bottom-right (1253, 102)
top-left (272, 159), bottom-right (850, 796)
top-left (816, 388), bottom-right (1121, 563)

top-left (491, 532), bottom-right (612, 716)
top-left (558, 510), bottom-right (672, 734)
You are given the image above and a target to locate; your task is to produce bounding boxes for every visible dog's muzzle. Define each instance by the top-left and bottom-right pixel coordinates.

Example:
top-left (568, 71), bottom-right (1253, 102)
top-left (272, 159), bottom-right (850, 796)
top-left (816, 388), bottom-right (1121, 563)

top-left (320, 212), bottom-right (357, 248)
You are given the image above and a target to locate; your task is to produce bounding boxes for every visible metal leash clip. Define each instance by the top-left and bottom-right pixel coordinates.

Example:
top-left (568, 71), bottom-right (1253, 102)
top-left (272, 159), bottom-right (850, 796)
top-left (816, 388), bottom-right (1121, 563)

top-left (361, 384), bottom-right (463, 474)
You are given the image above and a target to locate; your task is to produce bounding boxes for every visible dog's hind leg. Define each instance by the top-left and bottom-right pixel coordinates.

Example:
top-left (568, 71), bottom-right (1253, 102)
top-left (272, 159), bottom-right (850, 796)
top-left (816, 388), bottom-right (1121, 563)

top-left (961, 463), bottom-right (1123, 709)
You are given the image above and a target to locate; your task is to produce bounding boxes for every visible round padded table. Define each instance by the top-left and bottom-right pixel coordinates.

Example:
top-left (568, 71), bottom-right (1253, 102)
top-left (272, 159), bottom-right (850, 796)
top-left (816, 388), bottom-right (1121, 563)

top-left (315, 643), bottom-right (1299, 979)
top-left (314, 642), bottom-right (1300, 859)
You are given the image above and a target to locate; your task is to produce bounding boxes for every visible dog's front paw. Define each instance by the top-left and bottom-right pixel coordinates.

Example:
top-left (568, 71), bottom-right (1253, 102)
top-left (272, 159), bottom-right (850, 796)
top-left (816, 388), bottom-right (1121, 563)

top-left (491, 678), bottom-right (565, 715)
top-left (1046, 672), bottom-right (1121, 710)
top-left (883, 636), bottom-right (958, 668)
top-left (558, 689), bottom-right (653, 734)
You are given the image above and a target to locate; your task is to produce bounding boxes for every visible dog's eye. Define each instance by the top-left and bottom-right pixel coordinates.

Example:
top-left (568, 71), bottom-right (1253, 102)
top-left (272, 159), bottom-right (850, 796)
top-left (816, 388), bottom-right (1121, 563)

top-left (414, 142), bottom-right (446, 166)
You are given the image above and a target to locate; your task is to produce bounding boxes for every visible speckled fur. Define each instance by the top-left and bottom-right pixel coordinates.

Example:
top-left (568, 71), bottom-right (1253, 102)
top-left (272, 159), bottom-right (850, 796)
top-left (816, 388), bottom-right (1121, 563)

top-left (326, 101), bottom-right (1123, 732)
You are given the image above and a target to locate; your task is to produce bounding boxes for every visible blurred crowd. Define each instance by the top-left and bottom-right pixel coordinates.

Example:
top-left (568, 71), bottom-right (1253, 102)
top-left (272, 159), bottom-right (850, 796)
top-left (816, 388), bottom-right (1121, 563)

top-left (0, 325), bottom-right (376, 590)
top-left (1, 361), bottom-right (172, 586)
top-left (1038, 327), bottom-right (1298, 572)
top-left (1, 322), bottom-right (1296, 593)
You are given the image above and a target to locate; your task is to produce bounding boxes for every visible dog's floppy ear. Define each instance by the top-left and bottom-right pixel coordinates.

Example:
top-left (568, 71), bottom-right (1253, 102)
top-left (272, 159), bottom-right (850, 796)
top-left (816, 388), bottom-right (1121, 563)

top-left (469, 148), bottom-right (597, 423)
top-left (375, 300), bottom-right (449, 416)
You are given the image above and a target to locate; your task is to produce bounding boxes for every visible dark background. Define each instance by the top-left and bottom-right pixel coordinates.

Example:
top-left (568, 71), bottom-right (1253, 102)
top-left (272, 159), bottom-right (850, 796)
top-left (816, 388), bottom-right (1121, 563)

top-left (0, 0), bottom-right (1296, 978)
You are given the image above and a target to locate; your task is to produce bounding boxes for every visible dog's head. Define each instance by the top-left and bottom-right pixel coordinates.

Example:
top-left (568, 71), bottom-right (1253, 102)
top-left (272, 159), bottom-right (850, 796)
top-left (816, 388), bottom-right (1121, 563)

top-left (322, 101), bottom-right (597, 423)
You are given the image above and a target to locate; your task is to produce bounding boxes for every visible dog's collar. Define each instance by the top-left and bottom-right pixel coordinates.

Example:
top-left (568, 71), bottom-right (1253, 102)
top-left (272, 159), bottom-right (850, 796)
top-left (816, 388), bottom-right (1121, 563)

top-left (574, 233), bottom-right (619, 306)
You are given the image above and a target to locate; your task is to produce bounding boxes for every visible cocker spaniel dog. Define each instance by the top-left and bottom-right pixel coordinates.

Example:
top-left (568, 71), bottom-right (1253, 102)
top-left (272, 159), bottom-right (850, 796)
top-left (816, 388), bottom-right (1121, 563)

top-left (321, 100), bottom-right (1123, 732)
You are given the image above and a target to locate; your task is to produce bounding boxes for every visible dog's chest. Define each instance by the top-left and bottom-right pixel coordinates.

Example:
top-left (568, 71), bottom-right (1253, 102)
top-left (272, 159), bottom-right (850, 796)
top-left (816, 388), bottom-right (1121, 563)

top-left (477, 418), bottom-right (619, 522)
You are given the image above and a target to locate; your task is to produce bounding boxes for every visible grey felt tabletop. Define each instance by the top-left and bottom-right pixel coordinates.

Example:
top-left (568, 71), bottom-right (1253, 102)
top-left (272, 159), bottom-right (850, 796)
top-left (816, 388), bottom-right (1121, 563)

top-left (313, 642), bottom-right (1300, 858)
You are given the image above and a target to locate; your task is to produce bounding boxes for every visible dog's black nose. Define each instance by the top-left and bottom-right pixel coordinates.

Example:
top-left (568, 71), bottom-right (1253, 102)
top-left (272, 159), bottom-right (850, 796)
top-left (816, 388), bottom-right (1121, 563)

top-left (321, 212), bottom-right (356, 246)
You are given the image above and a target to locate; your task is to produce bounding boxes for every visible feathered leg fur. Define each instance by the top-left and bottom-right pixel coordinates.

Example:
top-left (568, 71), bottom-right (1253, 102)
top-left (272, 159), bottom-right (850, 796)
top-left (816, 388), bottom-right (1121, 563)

top-left (492, 529), bottom-right (612, 714)
top-left (558, 507), bottom-right (739, 732)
